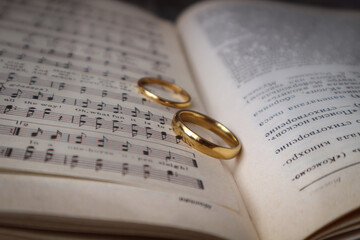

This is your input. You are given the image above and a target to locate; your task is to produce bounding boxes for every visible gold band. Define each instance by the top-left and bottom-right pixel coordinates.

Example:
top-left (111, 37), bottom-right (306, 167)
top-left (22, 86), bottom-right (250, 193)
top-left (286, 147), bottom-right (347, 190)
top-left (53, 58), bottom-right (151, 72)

top-left (137, 78), bottom-right (191, 108)
top-left (172, 110), bottom-right (241, 159)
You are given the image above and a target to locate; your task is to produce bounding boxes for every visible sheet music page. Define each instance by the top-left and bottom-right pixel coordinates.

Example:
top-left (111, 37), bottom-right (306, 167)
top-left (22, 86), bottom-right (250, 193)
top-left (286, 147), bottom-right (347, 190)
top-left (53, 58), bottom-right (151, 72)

top-left (0, 0), bottom-right (258, 239)
top-left (178, 1), bottom-right (360, 240)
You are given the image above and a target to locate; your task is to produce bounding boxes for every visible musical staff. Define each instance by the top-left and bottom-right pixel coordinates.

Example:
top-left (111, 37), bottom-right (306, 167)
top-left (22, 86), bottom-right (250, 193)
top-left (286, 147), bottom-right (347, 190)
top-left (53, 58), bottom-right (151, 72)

top-left (0, 43), bottom-right (172, 82)
top-left (0, 105), bottom-right (182, 145)
top-left (0, 4), bottom-right (164, 48)
top-left (0, 5), bottom-right (168, 61)
top-left (0, 86), bottom-right (171, 124)
top-left (0, 0), bottom-right (165, 44)
top-left (0, 124), bottom-right (197, 167)
top-left (0, 145), bottom-right (204, 190)
top-left (0, 71), bottom-right (174, 112)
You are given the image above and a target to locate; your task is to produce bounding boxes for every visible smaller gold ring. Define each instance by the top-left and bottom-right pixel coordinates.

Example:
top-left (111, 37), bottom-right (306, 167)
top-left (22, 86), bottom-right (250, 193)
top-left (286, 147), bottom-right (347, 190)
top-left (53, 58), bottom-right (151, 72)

top-left (172, 110), bottom-right (241, 159)
top-left (137, 78), bottom-right (191, 108)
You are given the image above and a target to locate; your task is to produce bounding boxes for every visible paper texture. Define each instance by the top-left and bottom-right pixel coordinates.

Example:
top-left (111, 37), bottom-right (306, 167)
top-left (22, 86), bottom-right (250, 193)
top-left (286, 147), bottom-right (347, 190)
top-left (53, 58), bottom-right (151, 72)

top-left (178, 1), bottom-right (360, 239)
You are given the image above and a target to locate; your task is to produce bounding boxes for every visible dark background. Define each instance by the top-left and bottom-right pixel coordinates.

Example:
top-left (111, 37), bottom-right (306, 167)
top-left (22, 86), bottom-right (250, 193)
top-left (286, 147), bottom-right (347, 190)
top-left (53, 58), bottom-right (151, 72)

top-left (123, 0), bottom-right (360, 21)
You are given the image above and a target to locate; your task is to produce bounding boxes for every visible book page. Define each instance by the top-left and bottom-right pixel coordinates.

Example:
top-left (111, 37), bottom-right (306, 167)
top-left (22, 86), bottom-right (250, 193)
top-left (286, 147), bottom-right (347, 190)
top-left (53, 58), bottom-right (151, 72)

top-left (178, 1), bottom-right (360, 240)
top-left (0, 0), bottom-right (258, 239)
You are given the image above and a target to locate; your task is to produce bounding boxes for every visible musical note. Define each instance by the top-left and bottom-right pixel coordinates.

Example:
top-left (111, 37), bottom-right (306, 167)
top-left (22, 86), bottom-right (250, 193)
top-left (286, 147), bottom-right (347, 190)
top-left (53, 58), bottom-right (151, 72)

top-left (12, 127), bottom-right (21, 136)
top-left (143, 164), bottom-right (150, 179)
top-left (175, 135), bottom-right (182, 144)
top-left (70, 155), bottom-right (79, 167)
top-left (95, 117), bottom-right (103, 129)
top-left (97, 102), bottom-right (106, 111)
top-left (3, 105), bottom-right (13, 114)
top-left (29, 76), bottom-right (37, 85)
top-left (58, 82), bottom-right (65, 90)
top-left (122, 163), bottom-right (129, 175)
top-left (82, 99), bottom-right (91, 108)
top-left (32, 91), bottom-right (44, 100)
top-left (50, 130), bottom-right (62, 139)
top-left (79, 114), bottom-right (87, 126)
top-left (131, 124), bottom-right (138, 137)
top-left (161, 131), bottom-right (167, 140)
top-left (95, 159), bottom-right (103, 171)
top-left (165, 151), bottom-right (172, 161)
top-left (75, 132), bottom-right (86, 144)
top-left (167, 170), bottom-right (174, 181)
top-left (159, 116), bottom-right (166, 125)
top-left (44, 147), bottom-right (54, 162)
top-left (112, 120), bottom-right (119, 132)
top-left (143, 147), bottom-right (151, 156)
top-left (24, 145), bottom-right (34, 160)
top-left (4, 147), bottom-right (13, 157)
top-left (122, 141), bottom-right (130, 151)
top-left (97, 136), bottom-right (108, 147)
top-left (145, 127), bottom-right (152, 139)
top-left (11, 89), bottom-right (22, 98)
top-left (141, 98), bottom-right (147, 105)
top-left (131, 107), bottom-right (140, 117)
top-left (31, 127), bottom-right (43, 137)
top-left (113, 104), bottom-right (122, 114)
top-left (26, 107), bottom-right (35, 117)
top-left (144, 111), bottom-right (153, 120)
top-left (80, 86), bottom-right (87, 94)
top-left (7, 72), bottom-right (16, 82)
top-left (122, 93), bottom-right (128, 102)
top-left (47, 94), bottom-right (54, 101)
top-left (102, 90), bottom-right (108, 97)
top-left (42, 108), bottom-right (51, 118)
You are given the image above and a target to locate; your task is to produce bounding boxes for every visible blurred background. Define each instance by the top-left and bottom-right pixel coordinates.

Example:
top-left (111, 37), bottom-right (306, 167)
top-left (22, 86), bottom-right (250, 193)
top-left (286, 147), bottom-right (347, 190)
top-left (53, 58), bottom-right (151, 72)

top-left (122, 0), bottom-right (360, 21)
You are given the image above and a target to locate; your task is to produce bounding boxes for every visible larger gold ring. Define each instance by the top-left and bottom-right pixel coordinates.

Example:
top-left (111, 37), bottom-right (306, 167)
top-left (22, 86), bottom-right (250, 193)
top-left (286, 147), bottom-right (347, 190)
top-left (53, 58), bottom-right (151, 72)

top-left (172, 110), bottom-right (241, 159)
top-left (137, 78), bottom-right (191, 108)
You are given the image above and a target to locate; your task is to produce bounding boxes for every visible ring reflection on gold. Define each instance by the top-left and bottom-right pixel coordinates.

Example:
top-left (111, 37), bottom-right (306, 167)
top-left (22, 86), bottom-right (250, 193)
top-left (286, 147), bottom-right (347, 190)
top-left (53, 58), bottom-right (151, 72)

top-left (137, 78), bottom-right (191, 108)
top-left (172, 110), bottom-right (241, 159)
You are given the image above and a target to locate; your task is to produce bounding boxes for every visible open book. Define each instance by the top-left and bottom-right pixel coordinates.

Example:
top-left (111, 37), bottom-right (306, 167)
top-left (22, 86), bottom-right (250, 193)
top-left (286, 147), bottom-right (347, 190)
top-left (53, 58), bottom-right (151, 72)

top-left (0, 0), bottom-right (359, 239)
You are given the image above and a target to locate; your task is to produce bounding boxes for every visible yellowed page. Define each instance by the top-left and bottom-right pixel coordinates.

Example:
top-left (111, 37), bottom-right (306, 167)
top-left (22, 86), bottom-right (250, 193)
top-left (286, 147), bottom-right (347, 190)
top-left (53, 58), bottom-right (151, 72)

top-left (178, 1), bottom-right (360, 240)
top-left (0, 0), bottom-right (258, 239)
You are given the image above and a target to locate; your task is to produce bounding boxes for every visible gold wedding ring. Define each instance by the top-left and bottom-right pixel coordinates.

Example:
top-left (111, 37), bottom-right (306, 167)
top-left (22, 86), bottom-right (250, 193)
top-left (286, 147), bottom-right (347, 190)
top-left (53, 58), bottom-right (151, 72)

top-left (172, 110), bottom-right (241, 159)
top-left (137, 78), bottom-right (191, 108)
